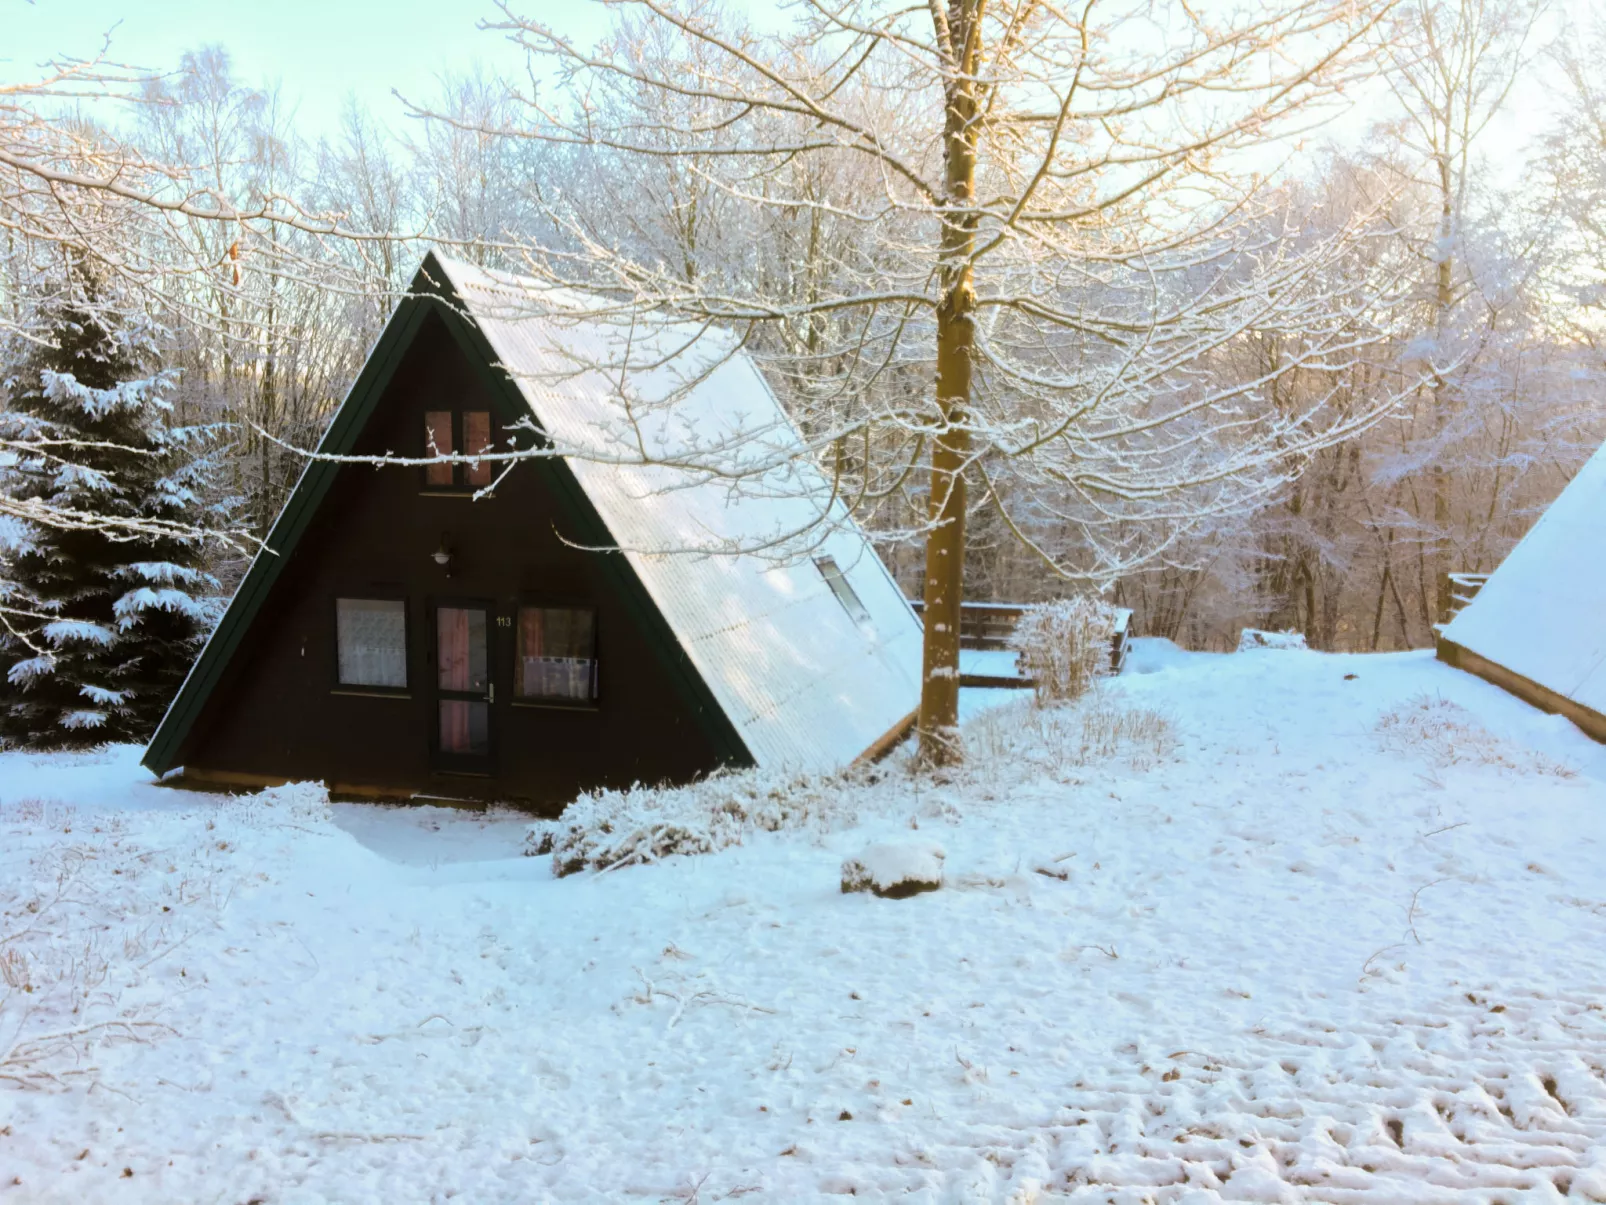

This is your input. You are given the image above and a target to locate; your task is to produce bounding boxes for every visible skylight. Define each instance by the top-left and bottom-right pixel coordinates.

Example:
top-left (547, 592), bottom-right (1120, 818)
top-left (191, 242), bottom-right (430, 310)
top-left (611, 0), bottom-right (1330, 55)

top-left (815, 556), bottom-right (872, 629)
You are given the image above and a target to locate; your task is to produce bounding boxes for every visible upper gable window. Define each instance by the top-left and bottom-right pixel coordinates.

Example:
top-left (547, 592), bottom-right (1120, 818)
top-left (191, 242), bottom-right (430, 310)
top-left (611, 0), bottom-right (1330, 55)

top-left (815, 556), bottom-right (872, 629)
top-left (423, 409), bottom-right (495, 491)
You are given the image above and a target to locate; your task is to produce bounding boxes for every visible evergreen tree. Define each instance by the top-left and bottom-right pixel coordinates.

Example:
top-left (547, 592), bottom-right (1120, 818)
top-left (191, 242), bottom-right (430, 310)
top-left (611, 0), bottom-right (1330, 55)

top-left (0, 284), bottom-right (221, 748)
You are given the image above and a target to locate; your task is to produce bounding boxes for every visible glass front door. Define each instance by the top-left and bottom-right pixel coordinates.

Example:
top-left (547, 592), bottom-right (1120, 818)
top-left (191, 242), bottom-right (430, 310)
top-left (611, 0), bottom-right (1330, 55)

top-left (434, 602), bottom-right (494, 774)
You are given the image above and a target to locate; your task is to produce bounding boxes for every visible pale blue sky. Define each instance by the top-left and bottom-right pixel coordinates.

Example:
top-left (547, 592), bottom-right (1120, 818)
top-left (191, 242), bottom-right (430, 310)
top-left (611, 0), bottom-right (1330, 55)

top-left (6, 0), bottom-right (1574, 173)
top-left (6, 0), bottom-right (612, 136)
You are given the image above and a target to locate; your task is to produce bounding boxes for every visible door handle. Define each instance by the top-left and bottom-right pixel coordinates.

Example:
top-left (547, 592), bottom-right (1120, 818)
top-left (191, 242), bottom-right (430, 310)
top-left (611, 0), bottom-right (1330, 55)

top-left (488, 683), bottom-right (495, 703)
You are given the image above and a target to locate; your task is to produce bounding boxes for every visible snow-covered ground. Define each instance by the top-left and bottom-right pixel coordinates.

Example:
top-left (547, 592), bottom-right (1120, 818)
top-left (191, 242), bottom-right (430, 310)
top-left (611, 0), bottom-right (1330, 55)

top-left (5, 643), bottom-right (1606, 1202)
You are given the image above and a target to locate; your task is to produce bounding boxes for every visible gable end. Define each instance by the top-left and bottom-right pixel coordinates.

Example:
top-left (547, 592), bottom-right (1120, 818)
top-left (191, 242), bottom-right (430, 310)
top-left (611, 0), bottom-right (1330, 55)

top-left (143, 254), bottom-right (752, 779)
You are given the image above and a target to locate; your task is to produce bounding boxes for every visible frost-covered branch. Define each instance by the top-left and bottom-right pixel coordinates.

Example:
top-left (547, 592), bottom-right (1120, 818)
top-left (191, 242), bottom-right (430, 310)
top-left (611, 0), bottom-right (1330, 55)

top-left (383, 0), bottom-right (1418, 762)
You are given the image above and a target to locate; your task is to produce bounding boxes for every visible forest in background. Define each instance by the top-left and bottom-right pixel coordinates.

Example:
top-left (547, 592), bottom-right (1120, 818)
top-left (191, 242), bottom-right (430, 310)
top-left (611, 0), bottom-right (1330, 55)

top-left (2, 0), bottom-right (1604, 723)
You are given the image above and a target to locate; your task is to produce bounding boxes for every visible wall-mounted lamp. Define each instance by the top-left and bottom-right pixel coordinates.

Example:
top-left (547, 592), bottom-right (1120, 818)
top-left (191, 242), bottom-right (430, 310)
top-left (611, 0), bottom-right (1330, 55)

top-left (431, 532), bottom-right (454, 577)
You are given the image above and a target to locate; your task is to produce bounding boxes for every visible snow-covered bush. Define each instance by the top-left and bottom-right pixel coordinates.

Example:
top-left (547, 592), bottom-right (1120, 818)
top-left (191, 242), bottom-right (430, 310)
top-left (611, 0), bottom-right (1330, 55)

top-left (1008, 597), bottom-right (1119, 706)
top-left (536, 767), bottom-right (871, 877)
top-left (1236, 628), bottom-right (1308, 652)
top-left (538, 689), bottom-right (1182, 880)
top-left (536, 673), bottom-right (1181, 881)
top-left (1075, 692), bottom-right (1177, 768)
top-left (965, 690), bottom-right (1177, 775)
top-left (227, 780), bottom-right (334, 828)
top-left (1375, 694), bottom-right (1575, 776)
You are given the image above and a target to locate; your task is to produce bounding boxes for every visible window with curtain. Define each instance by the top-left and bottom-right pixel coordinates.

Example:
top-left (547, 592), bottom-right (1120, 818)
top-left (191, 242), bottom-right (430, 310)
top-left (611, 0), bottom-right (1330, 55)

top-left (515, 607), bottom-right (597, 703)
top-left (335, 598), bottom-right (407, 689)
top-left (422, 409), bottom-right (494, 489)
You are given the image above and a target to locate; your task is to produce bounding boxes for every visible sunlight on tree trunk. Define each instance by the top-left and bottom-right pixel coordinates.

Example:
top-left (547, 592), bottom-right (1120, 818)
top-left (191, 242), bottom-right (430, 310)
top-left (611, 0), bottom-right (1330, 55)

top-left (918, 0), bottom-right (982, 764)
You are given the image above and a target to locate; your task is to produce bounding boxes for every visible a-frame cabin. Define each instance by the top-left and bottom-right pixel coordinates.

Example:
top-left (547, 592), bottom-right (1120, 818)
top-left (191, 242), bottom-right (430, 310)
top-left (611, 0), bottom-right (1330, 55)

top-left (1437, 443), bottom-right (1606, 743)
top-left (144, 253), bottom-right (923, 807)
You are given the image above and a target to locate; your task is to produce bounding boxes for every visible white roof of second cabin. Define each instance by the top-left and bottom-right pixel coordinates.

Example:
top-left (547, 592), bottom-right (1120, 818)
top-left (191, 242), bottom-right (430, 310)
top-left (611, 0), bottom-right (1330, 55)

top-left (1443, 441), bottom-right (1606, 717)
top-left (431, 254), bottom-right (923, 771)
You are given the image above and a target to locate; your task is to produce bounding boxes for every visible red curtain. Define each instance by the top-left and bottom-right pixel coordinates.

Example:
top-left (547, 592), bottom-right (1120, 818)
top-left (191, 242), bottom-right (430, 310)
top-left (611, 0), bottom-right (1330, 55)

top-left (440, 701), bottom-right (472, 754)
top-left (465, 411), bottom-right (493, 486)
top-left (438, 608), bottom-right (470, 691)
top-left (424, 411), bottom-right (454, 486)
top-left (439, 608), bottom-right (471, 753)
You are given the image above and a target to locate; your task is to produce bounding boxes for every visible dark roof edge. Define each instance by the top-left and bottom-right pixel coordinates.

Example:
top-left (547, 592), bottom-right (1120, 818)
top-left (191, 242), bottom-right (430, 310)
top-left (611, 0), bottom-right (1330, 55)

top-left (143, 251), bottom-right (752, 778)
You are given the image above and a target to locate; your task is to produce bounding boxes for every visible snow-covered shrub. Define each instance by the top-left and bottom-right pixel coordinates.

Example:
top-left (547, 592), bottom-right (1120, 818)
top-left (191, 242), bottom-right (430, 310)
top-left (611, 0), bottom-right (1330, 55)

top-left (965, 689), bottom-right (1177, 775)
top-left (1375, 694), bottom-right (1575, 776)
top-left (526, 824), bottom-right (557, 856)
top-left (1008, 597), bottom-right (1119, 706)
top-left (1236, 628), bottom-right (1308, 652)
top-left (840, 841), bottom-right (945, 898)
top-left (1074, 691), bottom-right (1177, 769)
top-left (227, 780), bottom-right (334, 828)
top-left (539, 767), bottom-right (870, 876)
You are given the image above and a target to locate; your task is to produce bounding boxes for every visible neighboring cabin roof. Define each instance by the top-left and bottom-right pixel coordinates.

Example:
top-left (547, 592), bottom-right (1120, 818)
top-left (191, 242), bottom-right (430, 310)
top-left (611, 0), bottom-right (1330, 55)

top-left (144, 251), bottom-right (922, 779)
top-left (1442, 441), bottom-right (1606, 719)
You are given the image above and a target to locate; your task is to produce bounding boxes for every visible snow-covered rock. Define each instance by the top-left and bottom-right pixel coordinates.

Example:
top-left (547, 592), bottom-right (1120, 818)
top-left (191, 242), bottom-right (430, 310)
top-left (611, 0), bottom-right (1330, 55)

top-left (1124, 635), bottom-right (1200, 674)
top-left (1236, 627), bottom-right (1309, 652)
top-left (840, 840), bottom-right (945, 898)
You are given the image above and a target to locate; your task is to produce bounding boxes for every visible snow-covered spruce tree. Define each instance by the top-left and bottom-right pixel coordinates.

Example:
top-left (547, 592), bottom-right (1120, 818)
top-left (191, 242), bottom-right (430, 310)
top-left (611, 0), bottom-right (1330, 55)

top-left (0, 290), bottom-right (220, 748)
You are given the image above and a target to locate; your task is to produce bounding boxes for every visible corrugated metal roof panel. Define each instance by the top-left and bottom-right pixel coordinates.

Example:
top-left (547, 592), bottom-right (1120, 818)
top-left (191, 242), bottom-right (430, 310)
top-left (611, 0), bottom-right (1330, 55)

top-left (434, 254), bottom-right (923, 771)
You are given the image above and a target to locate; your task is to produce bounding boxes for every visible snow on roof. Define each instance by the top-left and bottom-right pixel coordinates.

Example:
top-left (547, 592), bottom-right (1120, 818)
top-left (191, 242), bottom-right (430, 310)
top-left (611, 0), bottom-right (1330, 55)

top-left (432, 253), bottom-right (923, 771)
top-left (1442, 441), bottom-right (1606, 716)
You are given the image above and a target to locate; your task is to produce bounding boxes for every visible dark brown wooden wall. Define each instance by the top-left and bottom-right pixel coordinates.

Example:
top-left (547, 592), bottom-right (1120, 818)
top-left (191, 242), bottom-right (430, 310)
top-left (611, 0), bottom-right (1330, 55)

top-left (177, 313), bottom-right (728, 809)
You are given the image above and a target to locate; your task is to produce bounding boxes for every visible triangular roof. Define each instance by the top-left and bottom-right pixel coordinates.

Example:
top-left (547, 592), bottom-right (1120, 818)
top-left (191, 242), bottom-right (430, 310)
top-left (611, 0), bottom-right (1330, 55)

top-left (1442, 442), bottom-right (1606, 718)
top-left (144, 251), bottom-right (923, 779)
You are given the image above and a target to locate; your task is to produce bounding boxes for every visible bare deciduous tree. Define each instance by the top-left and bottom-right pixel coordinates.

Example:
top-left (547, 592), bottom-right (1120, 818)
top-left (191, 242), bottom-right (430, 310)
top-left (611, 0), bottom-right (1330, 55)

top-left (1379, 0), bottom-right (1547, 620)
top-left (421, 0), bottom-right (1416, 762)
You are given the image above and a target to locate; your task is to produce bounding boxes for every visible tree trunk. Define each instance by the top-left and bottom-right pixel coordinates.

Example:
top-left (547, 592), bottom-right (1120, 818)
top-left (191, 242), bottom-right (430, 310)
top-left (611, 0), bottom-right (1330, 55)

top-left (1432, 149), bottom-right (1454, 623)
top-left (918, 298), bottom-right (973, 763)
top-left (1371, 562), bottom-right (1391, 651)
top-left (259, 287), bottom-right (278, 541)
top-left (917, 1), bottom-right (981, 766)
